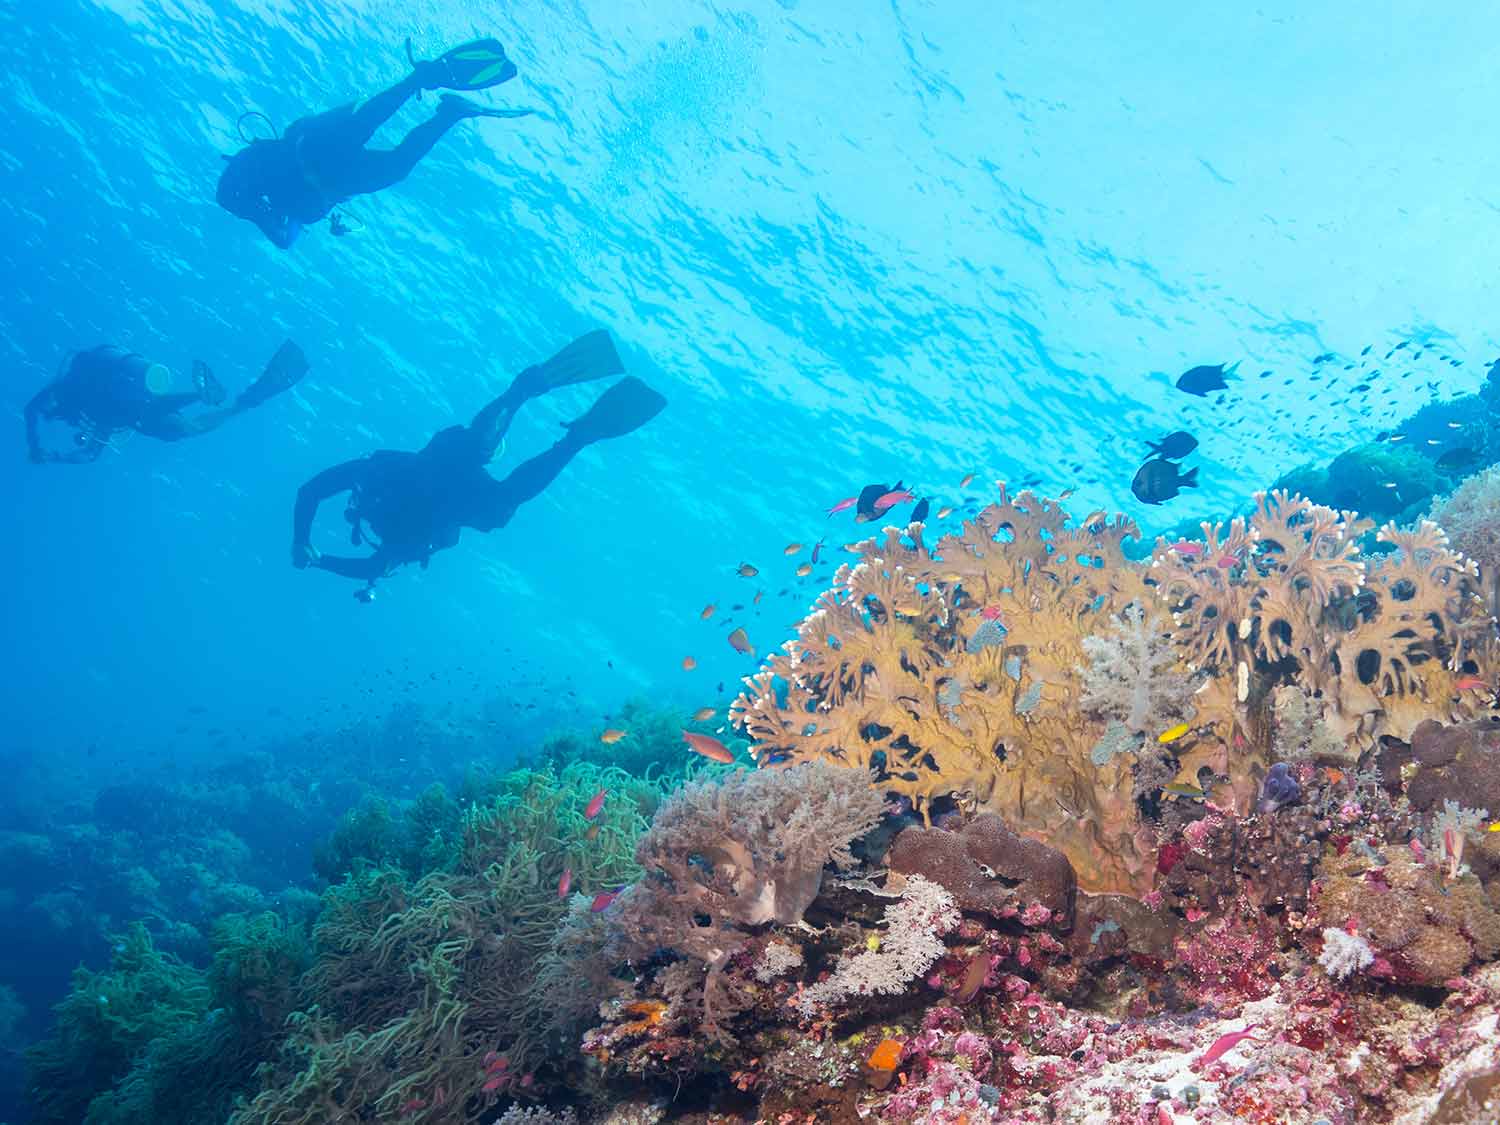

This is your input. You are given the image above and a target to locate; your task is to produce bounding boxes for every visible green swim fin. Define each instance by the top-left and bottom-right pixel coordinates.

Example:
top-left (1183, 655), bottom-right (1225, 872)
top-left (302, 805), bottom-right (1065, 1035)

top-left (408, 37), bottom-right (517, 91)
top-left (563, 376), bottom-right (667, 444)
top-left (238, 340), bottom-right (309, 409)
top-left (516, 330), bottom-right (625, 396)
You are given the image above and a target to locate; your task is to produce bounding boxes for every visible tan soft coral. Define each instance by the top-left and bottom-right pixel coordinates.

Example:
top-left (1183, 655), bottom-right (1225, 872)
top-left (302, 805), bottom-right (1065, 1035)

top-left (733, 488), bottom-right (1175, 896)
top-left (1152, 491), bottom-right (1496, 758)
top-left (733, 486), bottom-right (1498, 901)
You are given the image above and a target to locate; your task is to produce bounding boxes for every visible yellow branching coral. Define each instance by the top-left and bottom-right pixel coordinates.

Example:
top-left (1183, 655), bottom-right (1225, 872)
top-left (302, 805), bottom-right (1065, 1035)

top-left (732, 487), bottom-right (1498, 898)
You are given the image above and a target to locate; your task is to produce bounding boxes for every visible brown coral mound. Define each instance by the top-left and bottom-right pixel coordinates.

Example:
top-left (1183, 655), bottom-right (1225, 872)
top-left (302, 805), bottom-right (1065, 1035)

top-left (1408, 718), bottom-right (1500, 817)
top-left (887, 813), bottom-right (1076, 924)
top-left (732, 487), bottom-right (1496, 898)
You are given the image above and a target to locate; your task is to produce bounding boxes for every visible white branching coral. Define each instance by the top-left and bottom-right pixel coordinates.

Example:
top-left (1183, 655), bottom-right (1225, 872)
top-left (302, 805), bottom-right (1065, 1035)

top-left (1429, 799), bottom-right (1491, 880)
top-left (754, 941), bottom-right (804, 983)
top-left (1079, 603), bottom-right (1196, 734)
top-left (1318, 927), bottom-right (1375, 980)
top-left (795, 875), bottom-right (958, 1015)
top-left (1271, 685), bottom-right (1347, 763)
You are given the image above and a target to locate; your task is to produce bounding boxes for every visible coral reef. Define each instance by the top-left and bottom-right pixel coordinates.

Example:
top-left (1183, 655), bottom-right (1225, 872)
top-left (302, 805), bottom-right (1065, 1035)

top-left (733, 487), bottom-right (1496, 896)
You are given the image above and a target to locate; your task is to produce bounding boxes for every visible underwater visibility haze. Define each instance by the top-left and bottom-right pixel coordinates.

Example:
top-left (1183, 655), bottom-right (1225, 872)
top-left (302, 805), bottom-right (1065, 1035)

top-left (6, 2), bottom-right (1500, 1123)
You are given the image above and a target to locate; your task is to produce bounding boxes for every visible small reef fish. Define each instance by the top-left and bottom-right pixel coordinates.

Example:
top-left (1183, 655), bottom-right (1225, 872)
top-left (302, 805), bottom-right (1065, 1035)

top-left (796, 562), bottom-right (813, 577)
top-left (826, 496), bottom-right (858, 517)
top-left (1198, 1025), bottom-right (1262, 1067)
top-left (682, 656), bottom-right (697, 671)
top-left (584, 824), bottom-right (600, 841)
top-left (784, 543), bottom-right (803, 555)
top-left (736, 562), bottom-right (759, 578)
top-left (590, 889), bottom-right (620, 912)
top-left (1162, 781), bottom-right (1207, 800)
top-left (1455, 675), bottom-right (1490, 691)
top-left (1168, 540), bottom-right (1203, 556)
top-left (980, 605), bottom-right (1004, 621)
top-left (937, 506), bottom-right (955, 519)
top-left (700, 604), bottom-right (716, 620)
top-left (1147, 430), bottom-right (1198, 460)
top-left (691, 706), bottom-right (716, 722)
top-left (960, 473), bottom-right (976, 488)
top-left (754, 590), bottom-right (764, 605)
top-left (584, 788), bottom-right (607, 819)
top-left (1132, 458), bottom-right (1198, 505)
top-left (874, 489), bottom-right (915, 512)
top-left (1216, 555), bottom-right (1238, 569)
top-left (599, 728), bottom-right (627, 744)
top-left (1176, 362), bottom-right (1237, 396)
top-left (727, 627), bottom-right (755, 656)
top-left (856, 480), bottom-right (903, 522)
top-left (684, 731), bottom-right (736, 763)
top-left (556, 867), bottom-right (572, 898)
top-left (1157, 723), bottom-right (1191, 744)
top-left (1488, 822), bottom-right (1500, 833)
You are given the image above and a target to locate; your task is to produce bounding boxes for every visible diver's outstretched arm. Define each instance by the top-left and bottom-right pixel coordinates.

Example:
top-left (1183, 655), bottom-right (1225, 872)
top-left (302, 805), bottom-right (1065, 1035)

top-left (293, 459), bottom-right (368, 566)
top-left (23, 387), bottom-right (52, 462)
top-left (309, 551), bottom-right (391, 582)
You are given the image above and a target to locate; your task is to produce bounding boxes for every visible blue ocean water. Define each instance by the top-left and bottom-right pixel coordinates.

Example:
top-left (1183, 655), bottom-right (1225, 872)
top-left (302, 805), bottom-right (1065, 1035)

top-left (2, 1), bottom-right (1497, 1119)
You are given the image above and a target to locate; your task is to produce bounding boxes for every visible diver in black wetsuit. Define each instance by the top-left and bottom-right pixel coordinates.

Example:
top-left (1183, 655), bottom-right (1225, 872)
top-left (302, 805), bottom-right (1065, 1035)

top-left (291, 331), bottom-right (666, 600)
top-left (216, 38), bottom-right (531, 249)
top-left (25, 341), bottom-right (308, 463)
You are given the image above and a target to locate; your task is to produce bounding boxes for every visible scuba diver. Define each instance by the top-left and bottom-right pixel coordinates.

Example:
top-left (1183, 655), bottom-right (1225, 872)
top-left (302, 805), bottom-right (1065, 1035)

top-left (216, 38), bottom-right (531, 248)
top-left (25, 340), bottom-right (308, 464)
top-left (291, 331), bottom-right (666, 601)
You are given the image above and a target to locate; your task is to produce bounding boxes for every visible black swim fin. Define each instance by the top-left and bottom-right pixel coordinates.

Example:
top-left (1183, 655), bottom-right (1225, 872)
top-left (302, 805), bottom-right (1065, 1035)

top-left (563, 376), bottom-right (666, 444)
top-left (409, 37), bottom-right (517, 91)
top-left (517, 330), bottom-right (625, 396)
top-left (238, 340), bottom-right (309, 409)
top-left (436, 94), bottom-right (535, 121)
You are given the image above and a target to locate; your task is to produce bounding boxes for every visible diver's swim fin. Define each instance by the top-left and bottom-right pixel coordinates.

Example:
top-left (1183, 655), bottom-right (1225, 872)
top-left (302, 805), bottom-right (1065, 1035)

top-left (409, 37), bottom-right (517, 91)
top-left (238, 340), bottom-right (309, 409)
top-left (517, 330), bottom-right (625, 396)
top-left (563, 376), bottom-right (667, 444)
top-left (436, 94), bottom-right (535, 121)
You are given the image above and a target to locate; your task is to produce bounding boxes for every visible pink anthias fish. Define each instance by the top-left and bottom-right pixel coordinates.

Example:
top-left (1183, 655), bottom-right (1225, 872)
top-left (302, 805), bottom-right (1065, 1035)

top-left (873, 489), bottom-right (915, 512)
top-left (1168, 540), bottom-right (1203, 556)
top-left (590, 888), bottom-right (621, 912)
top-left (1198, 1024), bottom-right (1262, 1067)
top-left (980, 605), bottom-right (1004, 621)
top-left (826, 496), bottom-right (858, 517)
top-left (583, 787), bottom-right (607, 820)
top-left (1216, 554), bottom-right (1240, 569)
top-left (556, 867), bottom-right (572, 898)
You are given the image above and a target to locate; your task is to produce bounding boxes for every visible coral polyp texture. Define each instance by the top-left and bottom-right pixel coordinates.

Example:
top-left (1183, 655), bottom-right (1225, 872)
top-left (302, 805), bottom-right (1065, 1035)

top-left (732, 487), bottom-right (1498, 895)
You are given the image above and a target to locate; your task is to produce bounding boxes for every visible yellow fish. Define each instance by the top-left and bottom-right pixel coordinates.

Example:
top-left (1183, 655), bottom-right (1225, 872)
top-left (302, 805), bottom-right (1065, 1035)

top-left (1157, 723), bottom-right (1191, 744)
top-left (1489, 822), bottom-right (1500, 833)
top-left (1162, 781), bottom-right (1206, 800)
top-left (600, 729), bottom-right (627, 744)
